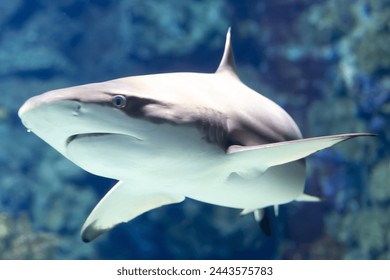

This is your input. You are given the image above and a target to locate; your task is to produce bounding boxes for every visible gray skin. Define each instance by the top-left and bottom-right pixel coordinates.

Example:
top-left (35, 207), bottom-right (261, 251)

top-left (18, 29), bottom-right (373, 242)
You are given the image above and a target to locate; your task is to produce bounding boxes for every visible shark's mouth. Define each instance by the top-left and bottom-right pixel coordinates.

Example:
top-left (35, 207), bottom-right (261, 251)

top-left (66, 133), bottom-right (142, 146)
top-left (66, 133), bottom-right (109, 146)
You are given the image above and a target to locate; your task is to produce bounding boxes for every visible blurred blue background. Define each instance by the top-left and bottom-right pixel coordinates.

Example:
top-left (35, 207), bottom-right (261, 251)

top-left (0, 0), bottom-right (389, 259)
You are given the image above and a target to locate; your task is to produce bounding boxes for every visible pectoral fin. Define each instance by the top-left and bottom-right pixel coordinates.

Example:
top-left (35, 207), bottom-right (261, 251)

top-left (227, 133), bottom-right (374, 169)
top-left (81, 181), bottom-right (184, 242)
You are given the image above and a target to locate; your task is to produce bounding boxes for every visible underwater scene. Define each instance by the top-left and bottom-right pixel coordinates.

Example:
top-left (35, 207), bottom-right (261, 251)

top-left (0, 0), bottom-right (389, 259)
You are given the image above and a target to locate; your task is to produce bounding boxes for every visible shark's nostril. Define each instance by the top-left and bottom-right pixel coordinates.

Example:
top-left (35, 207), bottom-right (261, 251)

top-left (73, 104), bottom-right (82, 116)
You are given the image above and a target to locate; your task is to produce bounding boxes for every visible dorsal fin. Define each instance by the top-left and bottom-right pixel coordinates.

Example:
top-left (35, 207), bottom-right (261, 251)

top-left (216, 27), bottom-right (239, 78)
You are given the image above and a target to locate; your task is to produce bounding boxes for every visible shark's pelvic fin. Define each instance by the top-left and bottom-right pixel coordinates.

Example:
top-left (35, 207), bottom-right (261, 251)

top-left (81, 181), bottom-right (184, 242)
top-left (257, 208), bottom-right (272, 236)
top-left (216, 27), bottom-right (239, 78)
top-left (274, 205), bottom-right (279, 217)
top-left (295, 193), bottom-right (321, 202)
top-left (254, 209), bottom-right (264, 222)
top-left (241, 208), bottom-right (274, 236)
top-left (240, 208), bottom-right (256, 216)
top-left (227, 133), bottom-right (375, 170)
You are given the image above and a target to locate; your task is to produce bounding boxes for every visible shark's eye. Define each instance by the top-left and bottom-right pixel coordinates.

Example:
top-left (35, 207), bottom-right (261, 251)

top-left (112, 95), bottom-right (127, 108)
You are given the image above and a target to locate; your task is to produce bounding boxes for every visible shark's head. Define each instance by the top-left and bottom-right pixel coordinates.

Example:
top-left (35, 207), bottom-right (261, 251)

top-left (18, 76), bottom-right (220, 180)
top-left (18, 79), bottom-right (185, 179)
top-left (19, 81), bottom-right (139, 153)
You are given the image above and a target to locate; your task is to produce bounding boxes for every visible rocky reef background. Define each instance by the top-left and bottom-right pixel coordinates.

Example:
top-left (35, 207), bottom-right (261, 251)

top-left (0, 0), bottom-right (388, 259)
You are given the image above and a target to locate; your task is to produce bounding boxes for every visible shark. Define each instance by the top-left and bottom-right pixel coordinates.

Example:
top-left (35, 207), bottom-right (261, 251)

top-left (18, 28), bottom-right (373, 242)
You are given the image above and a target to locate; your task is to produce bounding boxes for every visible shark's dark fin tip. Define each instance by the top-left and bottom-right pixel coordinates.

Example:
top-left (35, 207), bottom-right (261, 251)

top-left (81, 221), bottom-right (108, 243)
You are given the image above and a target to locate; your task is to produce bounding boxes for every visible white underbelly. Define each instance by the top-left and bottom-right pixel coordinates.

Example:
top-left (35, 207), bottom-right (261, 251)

top-left (65, 131), bottom-right (224, 182)
top-left (66, 131), bottom-right (306, 210)
top-left (184, 160), bottom-right (306, 209)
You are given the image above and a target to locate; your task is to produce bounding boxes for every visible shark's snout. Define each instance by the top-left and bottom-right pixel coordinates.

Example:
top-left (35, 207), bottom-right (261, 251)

top-left (19, 84), bottom-right (95, 122)
top-left (18, 95), bottom-right (49, 131)
top-left (18, 95), bottom-right (42, 118)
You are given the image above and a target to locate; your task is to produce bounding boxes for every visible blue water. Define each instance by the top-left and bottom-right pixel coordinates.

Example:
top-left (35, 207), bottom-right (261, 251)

top-left (0, 0), bottom-right (389, 259)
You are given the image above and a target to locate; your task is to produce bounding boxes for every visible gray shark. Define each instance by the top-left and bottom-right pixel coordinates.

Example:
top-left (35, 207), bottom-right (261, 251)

top-left (18, 28), bottom-right (373, 242)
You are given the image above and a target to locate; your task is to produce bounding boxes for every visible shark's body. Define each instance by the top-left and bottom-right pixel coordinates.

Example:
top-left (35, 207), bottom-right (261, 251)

top-left (18, 29), bottom-right (373, 242)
